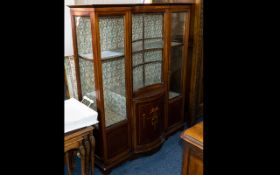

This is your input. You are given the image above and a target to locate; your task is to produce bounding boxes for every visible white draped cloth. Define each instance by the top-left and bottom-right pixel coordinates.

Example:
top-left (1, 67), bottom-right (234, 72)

top-left (64, 98), bottom-right (98, 133)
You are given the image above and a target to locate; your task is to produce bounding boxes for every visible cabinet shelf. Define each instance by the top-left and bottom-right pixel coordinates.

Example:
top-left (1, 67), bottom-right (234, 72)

top-left (169, 91), bottom-right (180, 99)
top-left (78, 40), bottom-right (183, 61)
top-left (133, 39), bottom-right (183, 53)
top-left (132, 60), bottom-right (162, 68)
top-left (79, 48), bottom-right (124, 61)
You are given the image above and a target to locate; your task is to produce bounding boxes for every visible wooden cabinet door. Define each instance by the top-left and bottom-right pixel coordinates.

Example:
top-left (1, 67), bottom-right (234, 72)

top-left (133, 92), bottom-right (165, 152)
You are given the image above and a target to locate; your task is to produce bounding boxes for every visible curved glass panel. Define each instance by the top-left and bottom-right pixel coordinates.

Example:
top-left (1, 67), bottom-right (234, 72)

top-left (132, 13), bottom-right (164, 92)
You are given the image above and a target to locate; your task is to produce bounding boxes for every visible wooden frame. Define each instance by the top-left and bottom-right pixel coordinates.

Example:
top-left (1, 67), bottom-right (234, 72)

top-left (186, 0), bottom-right (203, 126)
top-left (166, 7), bottom-right (191, 136)
top-left (93, 10), bottom-right (133, 170)
top-left (68, 3), bottom-right (194, 173)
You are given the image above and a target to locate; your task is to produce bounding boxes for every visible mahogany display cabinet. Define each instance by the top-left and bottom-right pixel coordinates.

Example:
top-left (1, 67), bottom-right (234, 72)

top-left (67, 3), bottom-right (193, 172)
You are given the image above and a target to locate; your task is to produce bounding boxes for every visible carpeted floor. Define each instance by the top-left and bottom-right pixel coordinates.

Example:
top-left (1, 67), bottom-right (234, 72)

top-left (65, 130), bottom-right (184, 175)
top-left (65, 117), bottom-right (203, 175)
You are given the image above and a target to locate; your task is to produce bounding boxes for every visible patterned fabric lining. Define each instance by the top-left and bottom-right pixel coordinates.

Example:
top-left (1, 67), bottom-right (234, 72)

top-left (65, 14), bottom-right (166, 127)
top-left (132, 14), bottom-right (164, 91)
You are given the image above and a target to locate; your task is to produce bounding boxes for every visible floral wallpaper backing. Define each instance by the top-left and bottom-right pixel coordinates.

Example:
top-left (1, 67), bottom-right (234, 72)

top-left (65, 14), bottom-right (165, 127)
top-left (132, 14), bottom-right (163, 91)
top-left (99, 16), bottom-right (127, 127)
top-left (99, 16), bottom-right (124, 52)
top-left (144, 14), bottom-right (163, 39)
top-left (75, 17), bottom-right (93, 55)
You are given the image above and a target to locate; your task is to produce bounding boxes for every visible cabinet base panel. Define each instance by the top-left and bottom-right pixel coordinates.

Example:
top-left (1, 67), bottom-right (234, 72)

top-left (95, 152), bottom-right (132, 173)
top-left (133, 136), bottom-right (165, 154)
top-left (165, 122), bottom-right (185, 137)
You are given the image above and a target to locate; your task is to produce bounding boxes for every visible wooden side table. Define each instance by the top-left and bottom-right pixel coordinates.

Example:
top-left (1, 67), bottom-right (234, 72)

top-left (180, 121), bottom-right (203, 175)
top-left (64, 126), bottom-right (95, 175)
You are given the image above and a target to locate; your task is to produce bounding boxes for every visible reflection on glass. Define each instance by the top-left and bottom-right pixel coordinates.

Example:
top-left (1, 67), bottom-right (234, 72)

top-left (169, 12), bottom-right (187, 99)
top-left (75, 16), bottom-right (97, 110)
top-left (132, 13), bottom-right (164, 92)
top-left (99, 16), bottom-right (127, 127)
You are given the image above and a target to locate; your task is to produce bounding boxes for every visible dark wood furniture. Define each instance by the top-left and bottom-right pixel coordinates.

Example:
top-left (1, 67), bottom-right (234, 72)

top-left (180, 121), bottom-right (203, 175)
top-left (64, 126), bottom-right (96, 175)
top-left (186, 0), bottom-right (203, 126)
top-left (68, 3), bottom-right (194, 172)
top-left (153, 0), bottom-right (204, 126)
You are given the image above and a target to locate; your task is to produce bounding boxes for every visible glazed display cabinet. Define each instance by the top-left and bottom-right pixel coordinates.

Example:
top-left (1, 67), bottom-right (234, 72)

top-left (67, 3), bottom-right (192, 172)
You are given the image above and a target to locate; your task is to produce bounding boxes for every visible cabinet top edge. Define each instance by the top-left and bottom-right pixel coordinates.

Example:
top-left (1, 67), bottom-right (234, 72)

top-left (67, 3), bottom-right (194, 8)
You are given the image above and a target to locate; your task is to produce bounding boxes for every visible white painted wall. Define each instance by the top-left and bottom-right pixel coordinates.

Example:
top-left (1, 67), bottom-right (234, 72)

top-left (65, 0), bottom-right (75, 56)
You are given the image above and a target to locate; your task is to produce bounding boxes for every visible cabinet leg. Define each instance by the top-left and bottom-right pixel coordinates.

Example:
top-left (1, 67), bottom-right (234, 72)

top-left (89, 135), bottom-right (96, 175)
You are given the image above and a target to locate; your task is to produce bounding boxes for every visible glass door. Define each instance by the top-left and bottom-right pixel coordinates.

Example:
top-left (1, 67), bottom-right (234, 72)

top-left (98, 15), bottom-right (127, 127)
top-left (74, 16), bottom-right (97, 110)
top-left (169, 12), bottom-right (188, 99)
top-left (132, 13), bottom-right (164, 92)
